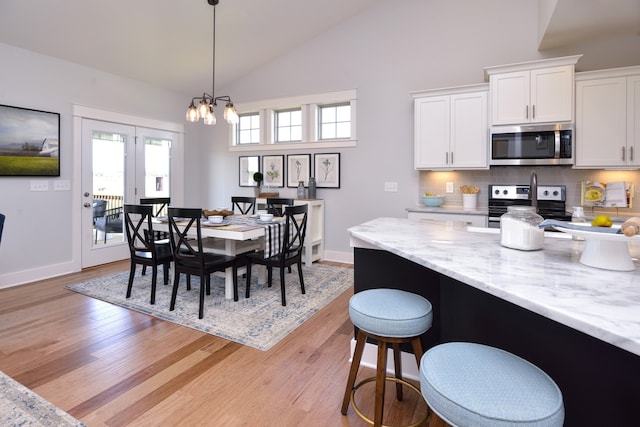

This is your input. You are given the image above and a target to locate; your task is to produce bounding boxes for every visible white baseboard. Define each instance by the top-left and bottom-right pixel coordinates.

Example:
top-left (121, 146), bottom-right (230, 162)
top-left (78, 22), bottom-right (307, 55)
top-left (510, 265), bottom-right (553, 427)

top-left (349, 338), bottom-right (421, 381)
top-left (323, 249), bottom-right (353, 265)
top-left (0, 261), bottom-right (77, 289)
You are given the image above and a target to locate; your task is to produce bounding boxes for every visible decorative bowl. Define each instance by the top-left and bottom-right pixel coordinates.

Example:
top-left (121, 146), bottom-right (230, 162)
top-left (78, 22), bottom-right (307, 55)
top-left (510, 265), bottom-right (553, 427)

top-left (422, 195), bottom-right (445, 207)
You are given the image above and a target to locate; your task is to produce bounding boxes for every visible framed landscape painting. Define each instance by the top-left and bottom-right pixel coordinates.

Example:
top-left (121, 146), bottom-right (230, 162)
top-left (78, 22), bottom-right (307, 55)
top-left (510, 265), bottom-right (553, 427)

top-left (314, 153), bottom-right (340, 188)
top-left (0, 104), bottom-right (60, 176)
top-left (286, 154), bottom-right (311, 187)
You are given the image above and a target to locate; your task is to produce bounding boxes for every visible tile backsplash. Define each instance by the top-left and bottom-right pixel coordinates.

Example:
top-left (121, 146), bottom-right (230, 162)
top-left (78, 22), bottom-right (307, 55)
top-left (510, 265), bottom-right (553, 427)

top-left (420, 166), bottom-right (640, 215)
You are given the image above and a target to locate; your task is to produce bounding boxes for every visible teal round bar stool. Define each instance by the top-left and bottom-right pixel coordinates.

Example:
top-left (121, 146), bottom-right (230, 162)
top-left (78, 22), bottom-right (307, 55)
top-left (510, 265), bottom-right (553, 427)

top-left (341, 288), bottom-right (433, 427)
top-left (420, 342), bottom-right (564, 427)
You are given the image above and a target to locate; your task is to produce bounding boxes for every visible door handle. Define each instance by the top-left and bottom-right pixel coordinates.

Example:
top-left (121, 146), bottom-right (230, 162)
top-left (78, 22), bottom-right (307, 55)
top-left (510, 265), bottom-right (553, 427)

top-left (532, 104), bottom-right (535, 119)
top-left (622, 146), bottom-right (626, 161)
top-left (525, 105), bottom-right (528, 119)
top-left (631, 146), bottom-right (634, 162)
top-left (84, 202), bottom-right (91, 208)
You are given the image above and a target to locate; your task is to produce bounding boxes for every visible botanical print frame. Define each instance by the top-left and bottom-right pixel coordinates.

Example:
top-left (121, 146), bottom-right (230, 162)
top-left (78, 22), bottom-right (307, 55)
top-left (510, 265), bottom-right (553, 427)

top-left (239, 155), bottom-right (260, 187)
top-left (314, 153), bottom-right (340, 188)
top-left (0, 104), bottom-right (60, 176)
top-left (262, 155), bottom-right (285, 188)
top-left (286, 154), bottom-right (311, 187)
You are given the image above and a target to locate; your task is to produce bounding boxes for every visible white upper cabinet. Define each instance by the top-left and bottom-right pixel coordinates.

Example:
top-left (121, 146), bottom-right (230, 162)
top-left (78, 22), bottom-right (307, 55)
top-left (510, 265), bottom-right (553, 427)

top-left (412, 84), bottom-right (488, 170)
top-left (485, 55), bottom-right (582, 126)
top-left (575, 66), bottom-right (640, 169)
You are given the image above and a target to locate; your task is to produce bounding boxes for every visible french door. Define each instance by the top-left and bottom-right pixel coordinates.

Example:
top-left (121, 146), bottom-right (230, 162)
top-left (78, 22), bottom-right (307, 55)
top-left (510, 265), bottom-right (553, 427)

top-left (81, 119), bottom-right (174, 268)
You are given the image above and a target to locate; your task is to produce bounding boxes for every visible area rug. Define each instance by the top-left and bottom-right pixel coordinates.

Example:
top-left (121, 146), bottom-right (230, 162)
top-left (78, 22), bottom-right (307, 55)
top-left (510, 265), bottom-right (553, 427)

top-left (0, 371), bottom-right (86, 426)
top-left (65, 264), bottom-right (353, 351)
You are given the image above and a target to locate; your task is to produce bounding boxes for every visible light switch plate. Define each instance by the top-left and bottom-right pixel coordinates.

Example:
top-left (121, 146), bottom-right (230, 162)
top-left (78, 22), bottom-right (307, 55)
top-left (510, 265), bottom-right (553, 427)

top-left (30, 180), bottom-right (49, 191)
top-left (446, 182), bottom-right (454, 193)
top-left (54, 180), bottom-right (71, 191)
top-left (384, 182), bottom-right (398, 192)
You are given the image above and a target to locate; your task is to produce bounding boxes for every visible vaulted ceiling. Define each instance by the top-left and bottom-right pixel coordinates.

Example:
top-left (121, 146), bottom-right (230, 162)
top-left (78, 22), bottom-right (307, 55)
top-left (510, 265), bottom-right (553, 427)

top-left (0, 0), bottom-right (637, 97)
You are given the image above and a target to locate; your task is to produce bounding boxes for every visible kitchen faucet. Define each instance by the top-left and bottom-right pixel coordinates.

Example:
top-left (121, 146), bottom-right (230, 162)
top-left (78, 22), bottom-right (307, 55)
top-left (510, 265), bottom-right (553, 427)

top-left (530, 170), bottom-right (538, 212)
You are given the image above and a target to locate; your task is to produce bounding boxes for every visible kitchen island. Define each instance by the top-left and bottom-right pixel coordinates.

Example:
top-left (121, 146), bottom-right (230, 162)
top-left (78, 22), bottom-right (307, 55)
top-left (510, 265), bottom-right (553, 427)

top-left (349, 217), bottom-right (640, 426)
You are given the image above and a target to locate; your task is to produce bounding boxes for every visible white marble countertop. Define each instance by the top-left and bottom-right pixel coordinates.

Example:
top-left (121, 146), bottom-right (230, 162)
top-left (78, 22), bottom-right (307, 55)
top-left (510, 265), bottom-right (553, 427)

top-left (348, 217), bottom-right (640, 357)
top-left (406, 205), bottom-right (488, 215)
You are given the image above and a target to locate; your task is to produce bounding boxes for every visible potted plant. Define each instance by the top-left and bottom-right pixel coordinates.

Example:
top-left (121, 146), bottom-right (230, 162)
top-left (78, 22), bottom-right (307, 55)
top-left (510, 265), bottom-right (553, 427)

top-left (253, 172), bottom-right (263, 197)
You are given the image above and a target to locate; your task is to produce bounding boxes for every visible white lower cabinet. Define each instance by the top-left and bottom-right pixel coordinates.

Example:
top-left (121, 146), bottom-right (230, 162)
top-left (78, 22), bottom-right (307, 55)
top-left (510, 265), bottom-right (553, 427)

top-left (412, 84), bottom-right (488, 170)
top-left (407, 211), bottom-right (487, 227)
top-left (257, 198), bottom-right (324, 266)
top-left (575, 66), bottom-right (640, 168)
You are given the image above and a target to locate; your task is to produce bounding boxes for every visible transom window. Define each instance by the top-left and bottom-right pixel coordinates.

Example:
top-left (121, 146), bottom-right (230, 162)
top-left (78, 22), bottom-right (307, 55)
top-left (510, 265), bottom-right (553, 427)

top-left (319, 103), bottom-right (351, 140)
top-left (229, 89), bottom-right (357, 150)
top-left (275, 108), bottom-right (302, 142)
top-left (236, 113), bottom-right (260, 144)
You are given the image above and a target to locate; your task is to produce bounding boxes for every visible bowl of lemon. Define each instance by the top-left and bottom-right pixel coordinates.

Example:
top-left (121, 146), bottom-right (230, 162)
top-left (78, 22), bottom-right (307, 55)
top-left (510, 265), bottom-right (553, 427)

top-left (422, 193), bottom-right (445, 207)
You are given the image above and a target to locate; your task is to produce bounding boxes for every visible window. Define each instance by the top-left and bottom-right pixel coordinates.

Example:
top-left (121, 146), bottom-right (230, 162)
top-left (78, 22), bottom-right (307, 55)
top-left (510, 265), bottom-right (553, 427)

top-left (229, 89), bottom-right (356, 151)
top-left (319, 103), bottom-right (351, 140)
top-left (275, 108), bottom-right (302, 142)
top-left (236, 113), bottom-right (260, 144)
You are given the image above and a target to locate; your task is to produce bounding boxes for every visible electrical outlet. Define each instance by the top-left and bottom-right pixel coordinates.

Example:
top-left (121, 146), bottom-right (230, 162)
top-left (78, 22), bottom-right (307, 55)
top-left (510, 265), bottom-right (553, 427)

top-left (30, 180), bottom-right (49, 191)
top-left (53, 180), bottom-right (71, 191)
top-left (384, 182), bottom-right (398, 192)
top-left (446, 182), bottom-right (454, 193)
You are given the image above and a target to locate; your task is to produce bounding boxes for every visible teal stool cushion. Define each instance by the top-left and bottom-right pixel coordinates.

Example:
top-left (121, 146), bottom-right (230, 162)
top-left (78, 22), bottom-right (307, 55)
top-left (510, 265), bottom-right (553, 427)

top-left (349, 289), bottom-right (433, 338)
top-left (420, 342), bottom-right (564, 427)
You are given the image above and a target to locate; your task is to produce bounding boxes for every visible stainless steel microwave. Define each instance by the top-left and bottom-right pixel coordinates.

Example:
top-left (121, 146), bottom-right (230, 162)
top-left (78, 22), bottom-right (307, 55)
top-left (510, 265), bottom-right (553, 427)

top-left (490, 123), bottom-right (574, 166)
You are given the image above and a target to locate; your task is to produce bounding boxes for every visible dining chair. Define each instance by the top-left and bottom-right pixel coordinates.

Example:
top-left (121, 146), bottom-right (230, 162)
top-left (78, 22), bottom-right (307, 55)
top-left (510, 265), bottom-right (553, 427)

top-left (139, 197), bottom-right (171, 275)
top-left (245, 204), bottom-right (308, 306)
top-left (265, 197), bottom-right (294, 217)
top-left (0, 212), bottom-right (5, 245)
top-left (139, 197), bottom-right (170, 217)
top-left (231, 196), bottom-right (256, 215)
top-left (123, 204), bottom-right (173, 304)
top-left (167, 207), bottom-right (239, 319)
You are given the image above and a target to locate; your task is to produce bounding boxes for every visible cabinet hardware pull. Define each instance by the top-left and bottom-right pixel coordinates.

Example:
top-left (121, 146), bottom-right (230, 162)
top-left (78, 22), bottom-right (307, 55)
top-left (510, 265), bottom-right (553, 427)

top-left (451, 152), bottom-right (454, 164)
top-left (631, 146), bottom-right (634, 162)
top-left (532, 105), bottom-right (535, 119)
top-left (445, 152), bottom-right (448, 164)
top-left (525, 105), bottom-right (528, 119)
top-left (622, 146), bottom-right (626, 161)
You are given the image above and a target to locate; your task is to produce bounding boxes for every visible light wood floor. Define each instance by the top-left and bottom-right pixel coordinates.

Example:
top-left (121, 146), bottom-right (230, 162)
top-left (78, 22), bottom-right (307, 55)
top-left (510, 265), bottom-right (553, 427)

top-left (0, 260), bottom-right (429, 426)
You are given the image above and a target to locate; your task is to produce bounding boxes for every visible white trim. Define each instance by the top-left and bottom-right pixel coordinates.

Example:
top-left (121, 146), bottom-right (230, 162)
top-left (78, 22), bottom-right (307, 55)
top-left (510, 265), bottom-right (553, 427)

top-left (236, 89), bottom-right (357, 112)
top-left (229, 139), bottom-right (356, 152)
top-left (72, 105), bottom-right (184, 133)
top-left (324, 249), bottom-right (354, 265)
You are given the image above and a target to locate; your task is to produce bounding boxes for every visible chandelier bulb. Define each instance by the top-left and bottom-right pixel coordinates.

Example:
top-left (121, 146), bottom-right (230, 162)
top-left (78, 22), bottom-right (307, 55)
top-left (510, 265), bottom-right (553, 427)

top-left (186, 101), bottom-right (199, 122)
top-left (204, 107), bottom-right (217, 125)
top-left (224, 102), bottom-right (239, 124)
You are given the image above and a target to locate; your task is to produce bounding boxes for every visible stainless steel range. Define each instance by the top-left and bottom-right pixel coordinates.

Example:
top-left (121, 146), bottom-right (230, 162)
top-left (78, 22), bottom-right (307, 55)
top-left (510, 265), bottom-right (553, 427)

top-left (488, 184), bottom-right (570, 228)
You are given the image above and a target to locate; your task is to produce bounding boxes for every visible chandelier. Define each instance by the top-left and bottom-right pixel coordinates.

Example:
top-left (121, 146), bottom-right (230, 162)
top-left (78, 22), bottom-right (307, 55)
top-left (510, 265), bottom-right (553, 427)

top-left (186, 0), bottom-right (238, 125)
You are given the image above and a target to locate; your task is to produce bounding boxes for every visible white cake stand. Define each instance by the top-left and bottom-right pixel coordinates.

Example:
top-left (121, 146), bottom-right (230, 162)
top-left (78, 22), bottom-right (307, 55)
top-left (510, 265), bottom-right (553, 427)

top-left (552, 226), bottom-right (637, 271)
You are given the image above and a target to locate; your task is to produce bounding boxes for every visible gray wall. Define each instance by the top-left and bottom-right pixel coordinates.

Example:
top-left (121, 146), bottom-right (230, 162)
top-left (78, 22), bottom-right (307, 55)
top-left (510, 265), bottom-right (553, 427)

top-left (1, 0), bottom-right (638, 285)
top-left (200, 0), bottom-right (640, 260)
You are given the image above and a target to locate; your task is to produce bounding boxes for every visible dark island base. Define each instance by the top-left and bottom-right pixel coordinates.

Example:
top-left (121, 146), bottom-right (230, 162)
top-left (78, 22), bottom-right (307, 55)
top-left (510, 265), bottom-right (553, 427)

top-left (354, 247), bottom-right (640, 427)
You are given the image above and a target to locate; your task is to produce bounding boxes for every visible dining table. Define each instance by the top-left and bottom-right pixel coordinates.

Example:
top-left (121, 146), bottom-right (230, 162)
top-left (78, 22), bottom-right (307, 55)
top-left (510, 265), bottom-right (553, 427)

top-left (151, 215), bottom-right (281, 299)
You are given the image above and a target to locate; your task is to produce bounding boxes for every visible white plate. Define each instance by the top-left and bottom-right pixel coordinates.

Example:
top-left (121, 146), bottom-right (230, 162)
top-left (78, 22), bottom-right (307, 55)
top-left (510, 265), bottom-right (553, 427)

top-left (203, 220), bottom-right (230, 227)
top-left (552, 225), bottom-right (635, 241)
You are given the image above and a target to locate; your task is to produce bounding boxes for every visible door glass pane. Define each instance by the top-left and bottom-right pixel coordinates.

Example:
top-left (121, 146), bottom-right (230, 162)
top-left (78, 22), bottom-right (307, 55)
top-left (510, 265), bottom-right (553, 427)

top-left (144, 137), bottom-right (171, 198)
top-left (92, 131), bottom-right (125, 247)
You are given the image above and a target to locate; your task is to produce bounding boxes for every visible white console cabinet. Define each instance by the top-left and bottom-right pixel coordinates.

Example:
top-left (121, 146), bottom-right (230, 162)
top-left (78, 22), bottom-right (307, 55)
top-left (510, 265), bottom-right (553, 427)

top-left (257, 198), bottom-right (324, 266)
